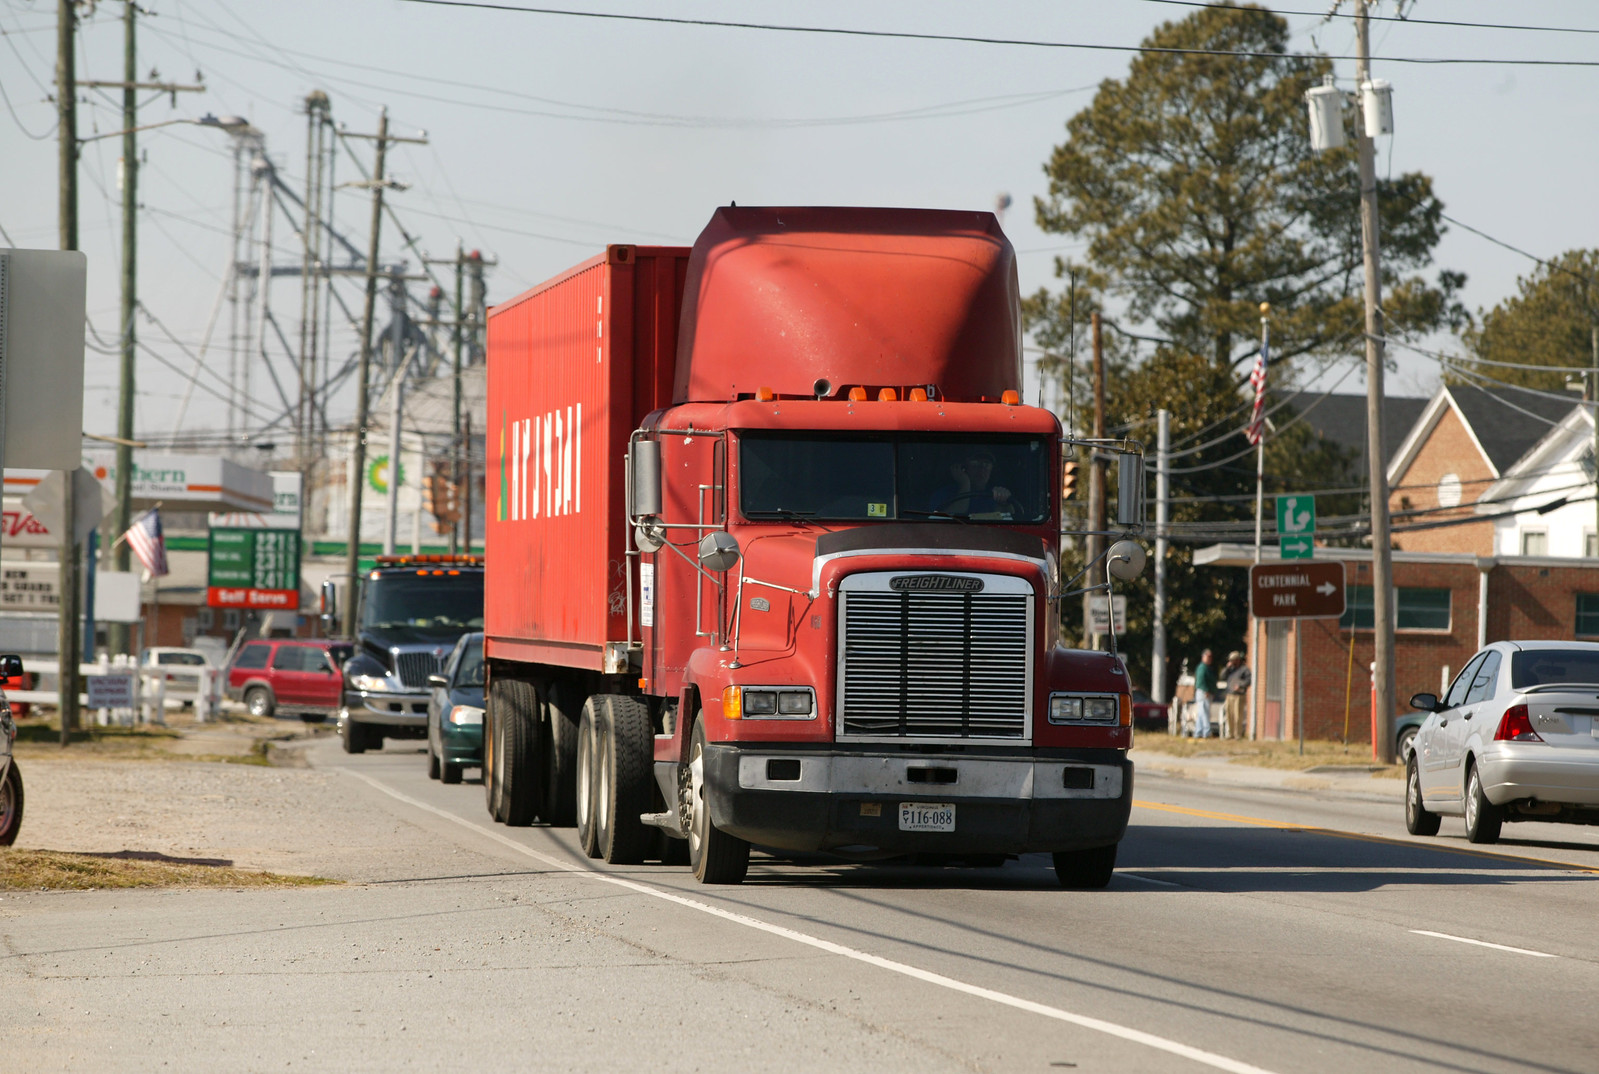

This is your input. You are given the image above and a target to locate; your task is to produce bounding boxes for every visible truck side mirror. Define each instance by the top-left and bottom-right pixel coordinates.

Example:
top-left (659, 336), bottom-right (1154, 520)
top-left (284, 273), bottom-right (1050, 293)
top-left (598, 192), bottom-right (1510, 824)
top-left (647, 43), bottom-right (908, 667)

top-left (698, 531), bottom-right (740, 573)
top-left (1106, 540), bottom-right (1147, 581)
top-left (630, 438), bottom-right (662, 519)
top-left (320, 579), bottom-right (338, 624)
top-left (1116, 452), bottom-right (1145, 527)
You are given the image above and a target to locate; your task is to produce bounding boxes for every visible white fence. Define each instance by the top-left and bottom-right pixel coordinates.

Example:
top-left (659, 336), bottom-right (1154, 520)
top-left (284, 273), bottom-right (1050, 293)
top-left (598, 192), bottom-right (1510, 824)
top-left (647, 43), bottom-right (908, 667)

top-left (10, 656), bottom-right (225, 726)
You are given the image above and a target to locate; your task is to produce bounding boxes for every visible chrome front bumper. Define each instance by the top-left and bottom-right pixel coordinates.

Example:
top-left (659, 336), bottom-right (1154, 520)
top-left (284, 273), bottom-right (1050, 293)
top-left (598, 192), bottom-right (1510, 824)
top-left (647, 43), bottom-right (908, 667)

top-left (344, 689), bottom-right (429, 727)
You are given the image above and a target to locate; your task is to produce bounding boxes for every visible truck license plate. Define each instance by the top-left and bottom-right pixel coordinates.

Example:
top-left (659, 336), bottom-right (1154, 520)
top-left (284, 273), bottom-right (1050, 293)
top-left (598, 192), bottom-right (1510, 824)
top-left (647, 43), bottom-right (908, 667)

top-left (899, 803), bottom-right (955, 832)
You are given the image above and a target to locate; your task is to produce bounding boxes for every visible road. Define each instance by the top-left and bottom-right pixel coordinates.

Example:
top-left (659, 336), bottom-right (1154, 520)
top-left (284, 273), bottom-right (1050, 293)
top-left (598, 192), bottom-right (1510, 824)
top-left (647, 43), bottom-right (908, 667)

top-left (6, 740), bottom-right (1599, 1073)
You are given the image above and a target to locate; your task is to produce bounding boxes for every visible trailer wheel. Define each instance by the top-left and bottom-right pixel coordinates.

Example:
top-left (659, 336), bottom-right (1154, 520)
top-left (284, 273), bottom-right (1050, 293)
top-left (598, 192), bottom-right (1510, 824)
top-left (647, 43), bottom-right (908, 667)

top-left (1052, 844), bottom-right (1117, 889)
top-left (485, 678), bottom-right (511, 822)
top-left (657, 829), bottom-right (689, 866)
top-left (500, 679), bottom-right (542, 827)
top-left (0, 762), bottom-right (23, 847)
top-left (596, 695), bottom-right (653, 864)
top-left (576, 698), bottom-right (602, 858)
top-left (542, 680), bottom-right (580, 827)
top-left (687, 720), bottom-right (749, 884)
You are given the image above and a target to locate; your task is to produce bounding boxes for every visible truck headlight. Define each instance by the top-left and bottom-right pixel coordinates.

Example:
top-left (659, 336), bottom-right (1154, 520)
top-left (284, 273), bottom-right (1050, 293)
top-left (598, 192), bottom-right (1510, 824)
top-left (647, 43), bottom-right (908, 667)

top-left (1084, 697), bottom-right (1118, 722)
top-left (723, 685), bottom-right (816, 720)
top-left (351, 674), bottom-right (389, 692)
top-left (1048, 696), bottom-right (1081, 724)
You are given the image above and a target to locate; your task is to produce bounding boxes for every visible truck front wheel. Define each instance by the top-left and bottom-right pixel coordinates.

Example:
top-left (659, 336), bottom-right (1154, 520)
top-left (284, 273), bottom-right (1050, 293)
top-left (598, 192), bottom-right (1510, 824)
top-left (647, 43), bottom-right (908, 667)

top-left (595, 695), bottom-right (652, 864)
top-left (686, 721), bottom-right (749, 884)
top-left (1053, 844), bottom-right (1117, 889)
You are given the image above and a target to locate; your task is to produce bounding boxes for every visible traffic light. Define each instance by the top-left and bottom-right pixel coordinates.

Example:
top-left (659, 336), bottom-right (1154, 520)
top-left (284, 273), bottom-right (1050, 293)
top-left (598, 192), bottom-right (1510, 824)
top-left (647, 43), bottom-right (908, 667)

top-left (1062, 458), bottom-right (1079, 501)
top-left (423, 460), bottom-right (461, 534)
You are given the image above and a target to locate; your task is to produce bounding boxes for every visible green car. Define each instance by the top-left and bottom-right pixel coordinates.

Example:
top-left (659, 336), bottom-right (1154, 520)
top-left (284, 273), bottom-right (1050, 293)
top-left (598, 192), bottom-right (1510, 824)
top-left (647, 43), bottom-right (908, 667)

top-left (426, 633), bottom-right (484, 784)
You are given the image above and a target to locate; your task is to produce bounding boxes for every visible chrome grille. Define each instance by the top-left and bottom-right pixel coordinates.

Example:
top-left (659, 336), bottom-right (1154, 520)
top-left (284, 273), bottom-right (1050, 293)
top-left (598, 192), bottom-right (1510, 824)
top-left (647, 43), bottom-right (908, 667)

top-left (840, 584), bottom-right (1031, 739)
top-left (394, 651), bottom-right (441, 689)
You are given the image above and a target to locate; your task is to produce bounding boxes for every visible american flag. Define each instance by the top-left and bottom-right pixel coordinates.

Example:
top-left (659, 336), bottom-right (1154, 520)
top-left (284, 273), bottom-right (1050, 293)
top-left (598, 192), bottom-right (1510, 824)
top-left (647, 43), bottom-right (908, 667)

top-left (124, 509), bottom-right (169, 578)
top-left (1245, 332), bottom-right (1270, 446)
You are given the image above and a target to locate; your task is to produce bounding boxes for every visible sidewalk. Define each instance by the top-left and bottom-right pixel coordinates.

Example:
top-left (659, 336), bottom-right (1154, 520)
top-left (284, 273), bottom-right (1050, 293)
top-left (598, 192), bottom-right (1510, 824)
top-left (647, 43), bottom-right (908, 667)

top-left (1131, 746), bottom-right (1404, 803)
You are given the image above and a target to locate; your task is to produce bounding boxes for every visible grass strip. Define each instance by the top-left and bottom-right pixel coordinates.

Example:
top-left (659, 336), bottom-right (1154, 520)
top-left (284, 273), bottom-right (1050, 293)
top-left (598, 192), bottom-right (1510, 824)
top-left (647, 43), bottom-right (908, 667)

top-left (0, 849), bottom-right (338, 891)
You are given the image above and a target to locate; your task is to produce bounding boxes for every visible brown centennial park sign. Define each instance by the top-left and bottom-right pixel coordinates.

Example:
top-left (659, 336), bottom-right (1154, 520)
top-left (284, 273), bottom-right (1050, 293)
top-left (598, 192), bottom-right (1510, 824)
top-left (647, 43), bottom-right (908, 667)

top-left (1249, 561), bottom-right (1347, 620)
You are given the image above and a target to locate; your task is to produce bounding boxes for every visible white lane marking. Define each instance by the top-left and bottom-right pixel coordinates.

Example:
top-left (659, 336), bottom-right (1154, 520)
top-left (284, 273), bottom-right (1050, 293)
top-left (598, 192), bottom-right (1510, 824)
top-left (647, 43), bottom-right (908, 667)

top-left (1122, 872), bottom-right (1183, 887)
top-left (1410, 930), bottom-right (1558, 959)
top-left (339, 767), bottom-right (1283, 1074)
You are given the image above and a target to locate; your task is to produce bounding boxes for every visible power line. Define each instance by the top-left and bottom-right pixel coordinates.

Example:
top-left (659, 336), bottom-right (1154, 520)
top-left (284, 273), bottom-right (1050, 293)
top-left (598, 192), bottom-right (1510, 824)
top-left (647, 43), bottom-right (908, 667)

top-left (395, 0), bottom-right (1599, 67)
top-left (1140, 1), bottom-right (1599, 36)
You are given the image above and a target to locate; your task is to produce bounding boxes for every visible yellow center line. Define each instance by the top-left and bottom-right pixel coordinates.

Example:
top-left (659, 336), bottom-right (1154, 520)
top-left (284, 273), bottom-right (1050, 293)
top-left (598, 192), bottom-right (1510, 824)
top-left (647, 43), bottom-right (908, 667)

top-left (1131, 799), bottom-right (1599, 875)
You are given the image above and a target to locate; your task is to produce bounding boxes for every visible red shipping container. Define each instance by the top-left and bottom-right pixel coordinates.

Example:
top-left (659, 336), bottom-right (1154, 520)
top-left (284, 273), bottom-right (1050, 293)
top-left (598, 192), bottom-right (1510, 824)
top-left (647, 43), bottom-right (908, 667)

top-left (484, 245), bottom-right (689, 671)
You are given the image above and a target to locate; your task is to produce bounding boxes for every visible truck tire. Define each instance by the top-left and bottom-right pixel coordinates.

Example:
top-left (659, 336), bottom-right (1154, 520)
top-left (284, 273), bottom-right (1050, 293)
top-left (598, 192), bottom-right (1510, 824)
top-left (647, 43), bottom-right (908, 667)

top-left (542, 680), bottom-right (580, 827)
top-left (500, 679), bottom-right (542, 827)
top-left (576, 698), bottom-right (602, 858)
top-left (687, 720), bottom-right (749, 884)
top-left (1053, 844), bottom-right (1117, 889)
top-left (485, 678), bottom-right (511, 822)
top-left (658, 829), bottom-right (689, 866)
top-left (596, 695), bottom-right (653, 865)
top-left (0, 762), bottom-right (23, 846)
top-left (341, 714), bottom-right (367, 755)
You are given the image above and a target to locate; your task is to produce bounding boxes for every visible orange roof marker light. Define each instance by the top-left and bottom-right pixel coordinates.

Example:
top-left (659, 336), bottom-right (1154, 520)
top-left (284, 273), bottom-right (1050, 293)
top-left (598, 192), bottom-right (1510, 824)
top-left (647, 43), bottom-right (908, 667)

top-left (909, 387), bottom-right (929, 402)
top-left (878, 388), bottom-right (898, 402)
top-left (375, 553), bottom-right (484, 567)
top-left (848, 386), bottom-right (868, 402)
top-left (1001, 389), bottom-right (1020, 405)
top-left (756, 386), bottom-right (776, 402)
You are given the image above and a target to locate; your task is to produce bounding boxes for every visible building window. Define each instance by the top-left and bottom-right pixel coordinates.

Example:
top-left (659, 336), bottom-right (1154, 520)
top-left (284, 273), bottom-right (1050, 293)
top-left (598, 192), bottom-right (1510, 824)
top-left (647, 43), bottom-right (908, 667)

top-left (1340, 584), bottom-right (1451, 631)
top-left (1397, 588), bottom-right (1451, 630)
top-left (1341, 584), bottom-right (1374, 629)
top-left (1587, 533), bottom-right (1598, 558)
top-left (1522, 531), bottom-right (1548, 556)
top-left (1579, 594), bottom-right (1599, 637)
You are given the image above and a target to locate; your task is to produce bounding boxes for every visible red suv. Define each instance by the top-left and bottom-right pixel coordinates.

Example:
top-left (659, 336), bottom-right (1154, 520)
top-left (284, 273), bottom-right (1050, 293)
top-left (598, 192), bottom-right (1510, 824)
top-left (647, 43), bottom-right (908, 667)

top-left (227, 639), bottom-right (353, 722)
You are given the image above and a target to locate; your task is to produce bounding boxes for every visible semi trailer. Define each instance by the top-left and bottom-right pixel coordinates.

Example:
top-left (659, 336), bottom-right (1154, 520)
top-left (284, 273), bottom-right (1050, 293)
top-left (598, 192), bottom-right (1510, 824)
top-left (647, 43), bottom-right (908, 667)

top-left (481, 205), bottom-right (1145, 886)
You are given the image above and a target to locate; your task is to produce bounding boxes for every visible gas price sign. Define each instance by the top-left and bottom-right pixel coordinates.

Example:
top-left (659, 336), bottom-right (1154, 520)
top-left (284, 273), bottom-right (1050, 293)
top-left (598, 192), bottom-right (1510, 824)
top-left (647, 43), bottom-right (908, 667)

top-left (207, 527), bottom-right (301, 609)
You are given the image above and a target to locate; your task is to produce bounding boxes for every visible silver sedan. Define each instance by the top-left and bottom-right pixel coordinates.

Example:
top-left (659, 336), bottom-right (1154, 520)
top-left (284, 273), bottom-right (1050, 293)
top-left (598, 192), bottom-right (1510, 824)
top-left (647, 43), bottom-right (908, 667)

top-left (1405, 640), bottom-right (1599, 844)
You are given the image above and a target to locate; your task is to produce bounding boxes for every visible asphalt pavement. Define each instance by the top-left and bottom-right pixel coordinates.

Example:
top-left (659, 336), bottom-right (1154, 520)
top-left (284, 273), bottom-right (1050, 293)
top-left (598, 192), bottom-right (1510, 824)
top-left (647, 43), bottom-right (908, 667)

top-left (4, 739), bottom-right (1597, 1073)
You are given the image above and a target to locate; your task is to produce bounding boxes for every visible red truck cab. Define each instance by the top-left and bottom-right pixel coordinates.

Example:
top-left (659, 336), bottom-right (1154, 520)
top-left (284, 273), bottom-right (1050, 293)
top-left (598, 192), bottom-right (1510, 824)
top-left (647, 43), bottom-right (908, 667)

top-left (483, 207), bottom-right (1143, 887)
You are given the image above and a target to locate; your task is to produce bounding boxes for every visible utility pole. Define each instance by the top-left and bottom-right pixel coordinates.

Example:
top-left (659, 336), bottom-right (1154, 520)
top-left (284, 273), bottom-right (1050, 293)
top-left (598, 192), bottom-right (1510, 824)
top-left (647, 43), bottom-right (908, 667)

top-left (56, 0), bottom-right (80, 743)
top-left (1355, 0), bottom-right (1396, 764)
top-left (451, 242), bottom-right (464, 554)
top-left (298, 91), bottom-right (331, 465)
top-left (384, 277), bottom-right (406, 556)
top-left (341, 110), bottom-right (426, 634)
top-left (1087, 311), bottom-right (1106, 650)
top-left (110, 1), bottom-right (137, 656)
top-left (1153, 408), bottom-right (1169, 703)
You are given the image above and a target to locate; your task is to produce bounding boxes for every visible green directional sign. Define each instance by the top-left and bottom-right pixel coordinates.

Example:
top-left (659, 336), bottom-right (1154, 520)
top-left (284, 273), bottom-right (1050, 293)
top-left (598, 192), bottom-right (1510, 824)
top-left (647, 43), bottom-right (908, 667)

top-left (1276, 494), bottom-right (1316, 538)
top-left (1279, 534), bottom-right (1314, 560)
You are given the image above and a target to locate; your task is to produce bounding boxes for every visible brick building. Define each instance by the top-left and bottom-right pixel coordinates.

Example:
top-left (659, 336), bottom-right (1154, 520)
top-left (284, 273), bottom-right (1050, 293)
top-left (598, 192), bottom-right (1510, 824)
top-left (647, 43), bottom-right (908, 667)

top-left (1196, 544), bottom-right (1599, 747)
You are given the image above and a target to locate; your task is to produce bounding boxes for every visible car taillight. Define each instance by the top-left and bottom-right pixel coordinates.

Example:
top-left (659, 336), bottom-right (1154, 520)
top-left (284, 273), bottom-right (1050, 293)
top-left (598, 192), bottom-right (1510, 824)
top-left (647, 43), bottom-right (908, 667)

top-left (1494, 704), bottom-right (1543, 743)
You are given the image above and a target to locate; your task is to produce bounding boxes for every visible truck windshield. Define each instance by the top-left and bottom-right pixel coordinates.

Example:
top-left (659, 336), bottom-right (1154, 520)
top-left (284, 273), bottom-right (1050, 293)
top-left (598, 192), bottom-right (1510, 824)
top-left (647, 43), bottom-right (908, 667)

top-left (739, 434), bottom-right (1051, 523)
top-left (360, 572), bottom-right (485, 639)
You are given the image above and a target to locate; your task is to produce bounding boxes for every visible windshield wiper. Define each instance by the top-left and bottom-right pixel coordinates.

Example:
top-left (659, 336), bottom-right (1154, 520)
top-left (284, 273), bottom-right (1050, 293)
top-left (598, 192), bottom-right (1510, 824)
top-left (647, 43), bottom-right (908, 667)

top-left (899, 508), bottom-right (971, 525)
top-left (746, 507), bottom-right (817, 522)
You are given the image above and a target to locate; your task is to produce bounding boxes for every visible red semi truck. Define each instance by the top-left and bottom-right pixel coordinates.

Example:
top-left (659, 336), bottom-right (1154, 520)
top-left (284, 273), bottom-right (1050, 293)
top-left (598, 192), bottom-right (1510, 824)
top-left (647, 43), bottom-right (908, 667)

top-left (482, 206), bottom-right (1146, 886)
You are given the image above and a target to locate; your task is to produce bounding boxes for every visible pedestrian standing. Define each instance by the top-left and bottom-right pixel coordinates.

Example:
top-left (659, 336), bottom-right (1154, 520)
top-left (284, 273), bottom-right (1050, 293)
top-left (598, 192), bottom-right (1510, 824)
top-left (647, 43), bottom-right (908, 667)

top-left (1221, 650), bottom-right (1252, 740)
top-left (1191, 649), bottom-right (1215, 738)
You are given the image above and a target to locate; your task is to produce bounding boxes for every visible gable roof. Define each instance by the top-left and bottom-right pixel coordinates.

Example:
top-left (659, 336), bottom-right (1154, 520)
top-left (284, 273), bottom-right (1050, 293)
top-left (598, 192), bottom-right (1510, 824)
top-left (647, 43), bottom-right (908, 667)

top-left (1445, 384), bottom-right (1576, 473)
top-left (1388, 384), bottom-right (1579, 485)
top-left (1271, 390), bottom-right (1428, 473)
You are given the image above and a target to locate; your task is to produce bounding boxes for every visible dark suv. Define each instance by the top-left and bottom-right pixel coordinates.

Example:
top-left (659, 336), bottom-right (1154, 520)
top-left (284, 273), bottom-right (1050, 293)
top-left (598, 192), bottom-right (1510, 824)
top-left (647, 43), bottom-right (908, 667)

top-left (228, 639), bottom-right (353, 722)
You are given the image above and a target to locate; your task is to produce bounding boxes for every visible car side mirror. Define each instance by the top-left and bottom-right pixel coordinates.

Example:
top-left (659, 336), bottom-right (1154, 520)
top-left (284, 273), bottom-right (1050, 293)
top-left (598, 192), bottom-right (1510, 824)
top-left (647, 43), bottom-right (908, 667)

top-left (0, 653), bottom-right (21, 688)
top-left (1409, 692), bottom-right (1440, 712)
top-left (427, 674), bottom-right (449, 688)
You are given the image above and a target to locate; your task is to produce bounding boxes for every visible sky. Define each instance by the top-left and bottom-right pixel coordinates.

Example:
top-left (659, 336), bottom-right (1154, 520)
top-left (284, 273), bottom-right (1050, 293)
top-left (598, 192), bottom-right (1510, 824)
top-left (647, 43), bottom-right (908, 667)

top-left (2, 0), bottom-right (1597, 449)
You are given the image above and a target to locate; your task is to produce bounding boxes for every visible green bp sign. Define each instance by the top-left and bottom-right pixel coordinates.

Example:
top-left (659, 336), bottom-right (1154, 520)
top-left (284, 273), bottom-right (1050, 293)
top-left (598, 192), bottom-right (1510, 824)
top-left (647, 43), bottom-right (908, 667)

top-left (207, 527), bottom-right (302, 610)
